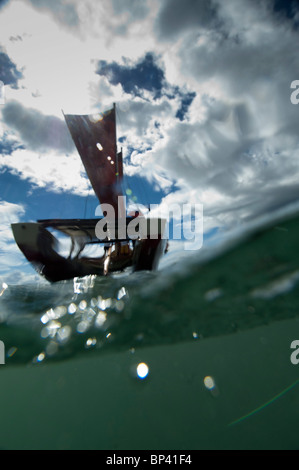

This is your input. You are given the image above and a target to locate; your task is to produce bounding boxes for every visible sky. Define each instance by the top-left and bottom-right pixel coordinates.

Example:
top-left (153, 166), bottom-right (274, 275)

top-left (1, 0), bottom-right (299, 282)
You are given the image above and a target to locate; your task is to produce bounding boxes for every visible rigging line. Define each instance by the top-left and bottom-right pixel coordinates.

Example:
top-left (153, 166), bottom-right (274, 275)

top-left (115, 104), bottom-right (130, 197)
top-left (84, 188), bottom-right (90, 219)
top-left (115, 104), bottom-right (144, 213)
top-left (140, 173), bottom-right (151, 207)
top-left (228, 376), bottom-right (299, 427)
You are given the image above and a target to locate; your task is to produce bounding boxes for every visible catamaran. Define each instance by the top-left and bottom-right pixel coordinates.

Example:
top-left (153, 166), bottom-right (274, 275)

top-left (11, 104), bottom-right (167, 282)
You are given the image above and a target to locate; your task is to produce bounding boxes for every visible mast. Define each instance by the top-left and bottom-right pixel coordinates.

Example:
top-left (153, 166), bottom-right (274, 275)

top-left (114, 102), bottom-right (119, 184)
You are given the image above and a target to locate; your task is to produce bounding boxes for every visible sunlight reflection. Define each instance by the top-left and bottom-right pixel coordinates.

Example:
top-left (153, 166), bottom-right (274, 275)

top-left (68, 303), bottom-right (77, 314)
top-left (41, 320), bottom-right (62, 338)
top-left (95, 311), bottom-right (107, 328)
top-left (0, 283), bottom-right (8, 297)
top-left (85, 337), bottom-right (97, 348)
top-left (36, 276), bottom-right (131, 362)
top-left (73, 276), bottom-right (96, 294)
top-left (204, 376), bottom-right (216, 390)
top-left (41, 306), bottom-right (67, 325)
top-left (136, 362), bottom-right (149, 380)
top-left (117, 287), bottom-right (127, 300)
top-left (76, 321), bottom-right (90, 334)
top-left (204, 376), bottom-right (219, 397)
top-left (36, 352), bottom-right (45, 363)
top-left (79, 300), bottom-right (87, 310)
top-left (57, 325), bottom-right (72, 344)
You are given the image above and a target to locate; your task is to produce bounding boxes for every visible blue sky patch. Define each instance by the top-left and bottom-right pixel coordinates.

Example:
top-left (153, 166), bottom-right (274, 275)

top-left (97, 52), bottom-right (165, 99)
top-left (0, 0), bottom-right (9, 9)
top-left (176, 91), bottom-right (196, 121)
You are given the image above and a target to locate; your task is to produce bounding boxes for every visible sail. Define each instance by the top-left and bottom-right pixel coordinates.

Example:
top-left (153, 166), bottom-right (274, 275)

top-left (64, 106), bottom-right (125, 218)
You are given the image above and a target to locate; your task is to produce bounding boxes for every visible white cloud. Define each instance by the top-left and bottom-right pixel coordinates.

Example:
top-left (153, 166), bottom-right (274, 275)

top-left (0, 201), bottom-right (27, 275)
top-left (0, 147), bottom-right (91, 196)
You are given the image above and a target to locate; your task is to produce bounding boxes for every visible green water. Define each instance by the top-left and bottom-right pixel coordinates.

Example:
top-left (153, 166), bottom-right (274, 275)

top-left (1, 206), bottom-right (299, 449)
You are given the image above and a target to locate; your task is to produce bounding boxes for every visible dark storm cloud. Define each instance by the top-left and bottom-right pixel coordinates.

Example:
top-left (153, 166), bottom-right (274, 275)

top-left (272, 0), bottom-right (299, 22)
top-left (96, 53), bottom-right (165, 99)
top-left (155, 0), bottom-right (299, 42)
top-left (0, 48), bottom-right (23, 88)
top-left (155, 0), bottom-right (219, 39)
top-left (26, 0), bottom-right (79, 28)
top-left (2, 101), bottom-right (74, 153)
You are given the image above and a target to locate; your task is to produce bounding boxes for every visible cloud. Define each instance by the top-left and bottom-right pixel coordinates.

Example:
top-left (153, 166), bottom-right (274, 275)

top-left (1, 101), bottom-right (74, 153)
top-left (110, 0), bottom-right (150, 24)
top-left (0, 201), bottom-right (26, 276)
top-left (0, 104), bottom-right (91, 197)
top-left (132, 0), bottom-right (299, 232)
top-left (0, 147), bottom-right (91, 196)
top-left (0, 48), bottom-right (23, 88)
top-left (155, 0), bottom-right (218, 40)
top-left (25, 0), bottom-right (79, 28)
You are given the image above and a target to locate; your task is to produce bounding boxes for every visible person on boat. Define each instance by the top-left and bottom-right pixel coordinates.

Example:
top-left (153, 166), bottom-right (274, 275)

top-left (103, 242), bottom-right (112, 275)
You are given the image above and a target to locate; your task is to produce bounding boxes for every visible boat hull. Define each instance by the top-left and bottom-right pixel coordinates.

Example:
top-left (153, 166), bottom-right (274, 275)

top-left (11, 220), bottom-right (167, 283)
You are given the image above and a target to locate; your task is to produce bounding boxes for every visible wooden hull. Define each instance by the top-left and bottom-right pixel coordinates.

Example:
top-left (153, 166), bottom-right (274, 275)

top-left (11, 220), bottom-right (167, 283)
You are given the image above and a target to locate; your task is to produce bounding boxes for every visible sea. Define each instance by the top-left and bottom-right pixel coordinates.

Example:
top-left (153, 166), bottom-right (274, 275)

top-left (1, 203), bottom-right (299, 450)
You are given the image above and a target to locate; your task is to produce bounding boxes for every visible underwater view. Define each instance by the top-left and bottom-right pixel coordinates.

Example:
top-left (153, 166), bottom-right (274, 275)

top-left (1, 204), bottom-right (299, 450)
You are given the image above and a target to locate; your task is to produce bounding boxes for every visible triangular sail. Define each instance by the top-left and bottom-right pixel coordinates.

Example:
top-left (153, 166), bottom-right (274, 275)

top-left (64, 105), bottom-right (125, 218)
